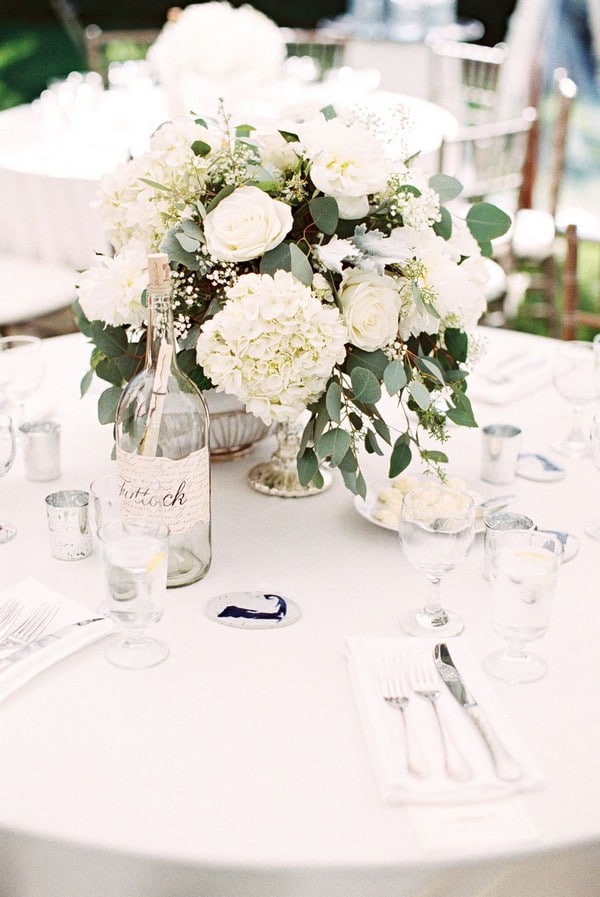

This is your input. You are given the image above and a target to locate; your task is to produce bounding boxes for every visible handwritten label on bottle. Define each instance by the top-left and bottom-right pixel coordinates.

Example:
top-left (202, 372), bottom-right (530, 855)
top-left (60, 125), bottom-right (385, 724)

top-left (116, 447), bottom-right (209, 534)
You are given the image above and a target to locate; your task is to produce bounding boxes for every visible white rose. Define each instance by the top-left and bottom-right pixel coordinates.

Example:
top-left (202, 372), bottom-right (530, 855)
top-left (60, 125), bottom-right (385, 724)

top-left (203, 185), bottom-right (293, 262)
top-left (339, 270), bottom-right (400, 351)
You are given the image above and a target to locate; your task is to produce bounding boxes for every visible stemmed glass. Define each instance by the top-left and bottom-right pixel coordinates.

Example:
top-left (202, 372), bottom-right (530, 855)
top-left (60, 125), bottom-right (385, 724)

top-left (398, 483), bottom-right (476, 637)
top-left (483, 530), bottom-right (563, 683)
top-left (0, 414), bottom-right (17, 543)
top-left (584, 413), bottom-right (600, 540)
top-left (551, 340), bottom-right (600, 457)
top-left (0, 336), bottom-right (45, 425)
top-left (98, 518), bottom-right (169, 669)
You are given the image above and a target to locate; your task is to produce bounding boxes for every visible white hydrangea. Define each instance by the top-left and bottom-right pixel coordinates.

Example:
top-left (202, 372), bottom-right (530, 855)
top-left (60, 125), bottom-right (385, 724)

top-left (96, 117), bottom-right (219, 252)
top-left (196, 270), bottom-right (347, 423)
top-left (76, 241), bottom-right (148, 327)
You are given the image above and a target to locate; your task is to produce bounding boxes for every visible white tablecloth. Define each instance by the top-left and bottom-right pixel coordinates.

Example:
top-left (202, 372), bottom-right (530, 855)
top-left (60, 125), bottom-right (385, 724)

top-left (0, 326), bottom-right (598, 897)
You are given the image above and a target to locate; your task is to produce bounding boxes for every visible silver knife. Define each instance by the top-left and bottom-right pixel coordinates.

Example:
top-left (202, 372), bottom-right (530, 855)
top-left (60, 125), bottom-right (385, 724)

top-left (433, 643), bottom-right (522, 782)
top-left (0, 617), bottom-right (108, 670)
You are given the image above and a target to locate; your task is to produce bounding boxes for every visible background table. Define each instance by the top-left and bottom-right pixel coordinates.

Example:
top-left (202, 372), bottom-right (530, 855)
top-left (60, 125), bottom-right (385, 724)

top-left (0, 83), bottom-right (455, 272)
top-left (0, 327), bottom-right (598, 897)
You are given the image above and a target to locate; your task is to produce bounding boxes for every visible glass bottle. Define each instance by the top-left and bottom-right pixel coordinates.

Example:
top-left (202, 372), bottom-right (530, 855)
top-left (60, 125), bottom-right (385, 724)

top-left (115, 252), bottom-right (211, 587)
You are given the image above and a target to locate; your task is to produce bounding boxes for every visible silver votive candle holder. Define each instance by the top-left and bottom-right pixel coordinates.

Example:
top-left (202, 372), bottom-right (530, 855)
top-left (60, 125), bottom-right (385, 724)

top-left (19, 420), bottom-right (61, 481)
top-left (45, 489), bottom-right (92, 561)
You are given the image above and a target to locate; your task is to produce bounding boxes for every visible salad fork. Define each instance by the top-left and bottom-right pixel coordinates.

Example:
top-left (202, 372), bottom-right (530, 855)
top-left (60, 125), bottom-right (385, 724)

top-left (409, 659), bottom-right (473, 782)
top-left (380, 656), bottom-right (428, 779)
top-left (0, 598), bottom-right (23, 637)
top-left (0, 602), bottom-right (59, 649)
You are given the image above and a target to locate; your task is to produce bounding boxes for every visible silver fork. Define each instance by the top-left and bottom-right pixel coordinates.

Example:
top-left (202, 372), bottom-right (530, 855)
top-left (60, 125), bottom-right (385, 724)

top-left (0, 598), bottom-right (23, 637)
top-left (380, 656), bottom-right (428, 779)
top-left (409, 658), bottom-right (473, 782)
top-left (0, 602), bottom-right (59, 649)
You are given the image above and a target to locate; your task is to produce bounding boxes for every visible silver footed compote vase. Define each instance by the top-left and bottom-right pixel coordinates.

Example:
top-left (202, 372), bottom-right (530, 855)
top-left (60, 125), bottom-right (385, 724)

top-left (247, 417), bottom-right (332, 497)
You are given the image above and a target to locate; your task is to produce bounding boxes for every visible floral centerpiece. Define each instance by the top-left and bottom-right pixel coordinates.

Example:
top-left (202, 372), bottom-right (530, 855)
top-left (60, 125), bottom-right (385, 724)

top-left (75, 102), bottom-right (510, 498)
top-left (146, 2), bottom-right (286, 116)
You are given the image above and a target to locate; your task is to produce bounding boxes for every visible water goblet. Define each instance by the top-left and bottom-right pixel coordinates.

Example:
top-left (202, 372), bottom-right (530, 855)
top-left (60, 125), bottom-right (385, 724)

top-left (483, 530), bottom-right (563, 683)
top-left (98, 518), bottom-right (169, 669)
top-left (0, 335), bottom-right (45, 425)
top-left (398, 483), bottom-right (476, 637)
top-left (551, 339), bottom-right (600, 457)
top-left (584, 413), bottom-right (600, 540)
top-left (0, 414), bottom-right (17, 543)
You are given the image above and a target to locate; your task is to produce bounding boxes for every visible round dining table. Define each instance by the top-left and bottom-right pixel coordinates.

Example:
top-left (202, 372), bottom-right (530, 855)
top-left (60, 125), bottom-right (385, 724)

top-left (0, 325), bottom-right (598, 896)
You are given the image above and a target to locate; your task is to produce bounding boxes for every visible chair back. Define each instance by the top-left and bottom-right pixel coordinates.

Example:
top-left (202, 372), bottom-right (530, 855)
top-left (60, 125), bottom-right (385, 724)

top-left (562, 224), bottom-right (600, 340)
top-left (519, 67), bottom-right (577, 214)
top-left (84, 25), bottom-right (162, 86)
top-left (281, 28), bottom-right (346, 82)
top-left (426, 38), bottom-right (508, 125)
top-left (437, 108), bottom-right (536, 206)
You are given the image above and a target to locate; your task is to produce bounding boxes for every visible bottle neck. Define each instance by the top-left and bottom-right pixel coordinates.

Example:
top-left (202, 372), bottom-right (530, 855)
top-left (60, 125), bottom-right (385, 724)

top-left (145, 290), bottom-right (177, 370)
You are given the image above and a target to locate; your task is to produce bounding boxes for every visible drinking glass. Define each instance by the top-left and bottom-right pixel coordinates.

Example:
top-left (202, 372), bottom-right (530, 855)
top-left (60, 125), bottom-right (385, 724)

top-left (551, 340), bottom-right (600, 457)
top-left (398, 483), bottom-right (475, 637)
top-left (0, 336), bottom-right (45, 425)
top-left (584, 413), bottom-right (600, 540)
top-left (98, 518), bottom-right (169, 669)
top-left (483, 530), bottom-right (563, 683)
top-left (0, 414), bottom-right (16, 543)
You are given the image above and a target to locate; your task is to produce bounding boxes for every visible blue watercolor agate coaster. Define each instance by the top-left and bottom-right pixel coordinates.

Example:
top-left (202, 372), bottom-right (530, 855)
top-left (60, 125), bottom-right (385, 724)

top-left (206, 591), bottom-right (301, 628)
top-left (516, 453), bottom-right (566, 482)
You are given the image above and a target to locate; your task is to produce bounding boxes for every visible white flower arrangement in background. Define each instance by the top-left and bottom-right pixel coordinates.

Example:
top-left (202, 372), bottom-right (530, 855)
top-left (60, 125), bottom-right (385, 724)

top-left (146, 2), bottom-right (286, 115)
top-left (75, 103), bottom-right (510, 497)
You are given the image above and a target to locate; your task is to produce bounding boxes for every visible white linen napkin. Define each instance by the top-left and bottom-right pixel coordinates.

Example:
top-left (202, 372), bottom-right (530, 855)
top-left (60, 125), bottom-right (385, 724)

top-left (346, 635), bottom-right (542, 804)
top-left (468, 346), bottom-right (552, 406)
top-left (0, 577), bottom-right (114, 702)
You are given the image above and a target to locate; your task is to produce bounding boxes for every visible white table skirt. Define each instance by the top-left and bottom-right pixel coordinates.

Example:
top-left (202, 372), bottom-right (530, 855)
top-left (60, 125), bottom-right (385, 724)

top-left (0, 327), bottom-right (599, 897)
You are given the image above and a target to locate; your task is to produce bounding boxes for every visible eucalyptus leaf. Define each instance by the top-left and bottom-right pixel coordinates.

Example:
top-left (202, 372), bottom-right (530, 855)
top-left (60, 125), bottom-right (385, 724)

top-left (365, 429), bottom-right (383, 455)
top-left (421, 449), bottom-right (449, 464)
top-left (415, 356), bottom-right (446, 386)
top-left (297, 447), bottom-right (320, 486)
top-left (372, 416), bottom-right (391, 444)
top-left (345, 347), bottom-right (388, 380)
top-left (161, 229), bottom-right (202, 271)
top-left (466, 202), bottom-right (511, 242)
top-left (325, 380), bottom-right (342, 423)
top-left (206, 184), bottom-right (236, 213)
top-left (139, 177), bottom-right (169, 192)
top-left (260, 242), bottom-right (291, 275)
top-left (278, 129), bottom-right (300, 143)
top-left (429, 173), bottom-right (463, 202)
top-left (316, 427), bottom-right (352, 466)
top-left (80, 368), bottom-right (93, 398)
top-left (338, 448), bottom-right (358, 472)
top-left (320, 104), bottom-right (337, 120)
top-left (96, 354), bottom-right (139, 386)
top-left (389, 438), bottom-right (412, 478)
top-left (383, 359), bottom-right (407, 395)
top-left (408, 379), bottom-right (431, 410)
top-left (309, 196), bottom-right (339, 235)
top-left (350, 367), bottom-right (382, 405)
top-left (191, 139), bottom-right (211, 157)
top-left (433, 206), bottom-right (452, 240)
top-left (98, 385), bottom-right (123, 425)
top-left (341, 467), bottom-right (366, 500)
top-left (447, 392), bottom-right (477, 427)
top-left (90, 322), bottom-right (128, 357)
top-left (289, 243), bottom-right (314, 285)
top-left (444, 327), bottom-right (468, 362)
